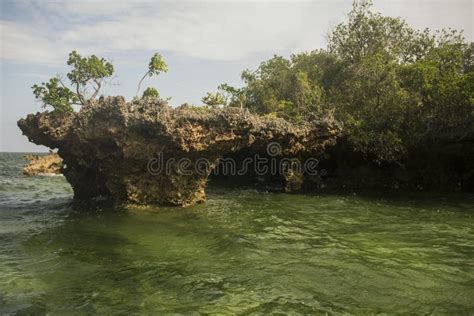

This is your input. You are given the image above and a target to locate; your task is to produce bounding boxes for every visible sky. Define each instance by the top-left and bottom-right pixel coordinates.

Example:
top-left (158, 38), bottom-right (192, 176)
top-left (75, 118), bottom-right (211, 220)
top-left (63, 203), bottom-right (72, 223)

top-left (1, 0), bottom-right (472, 152)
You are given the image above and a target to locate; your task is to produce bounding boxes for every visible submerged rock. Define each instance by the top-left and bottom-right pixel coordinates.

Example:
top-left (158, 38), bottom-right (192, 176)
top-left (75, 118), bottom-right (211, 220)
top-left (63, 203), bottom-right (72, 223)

top-left (23, 151), bottom-right (63, 176)
top-left (18, 97), bottom-right (340, 206)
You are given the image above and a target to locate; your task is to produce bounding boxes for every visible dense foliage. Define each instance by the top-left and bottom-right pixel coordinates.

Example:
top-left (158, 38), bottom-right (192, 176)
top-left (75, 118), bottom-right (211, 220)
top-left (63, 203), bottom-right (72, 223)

top-left (32, 78), bottom-right (78, 113)
top-left (220, 0), bottom-right (473, 162)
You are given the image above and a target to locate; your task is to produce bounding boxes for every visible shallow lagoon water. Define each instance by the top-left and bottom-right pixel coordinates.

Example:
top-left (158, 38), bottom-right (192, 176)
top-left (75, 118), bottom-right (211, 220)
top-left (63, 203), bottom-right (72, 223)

top-left (1, 153), bottom-right (473, 314)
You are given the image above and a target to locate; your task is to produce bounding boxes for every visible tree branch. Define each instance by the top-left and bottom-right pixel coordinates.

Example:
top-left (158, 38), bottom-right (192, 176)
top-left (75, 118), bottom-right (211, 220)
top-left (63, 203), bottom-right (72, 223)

top-left (90, 79), bottom-right (102, 100)
top-left (75, 82), bottom-right (86, 105)
top-left (136, 71), bottom-right (150, 96)
top-left (57, 77), bottom-right (68, 89)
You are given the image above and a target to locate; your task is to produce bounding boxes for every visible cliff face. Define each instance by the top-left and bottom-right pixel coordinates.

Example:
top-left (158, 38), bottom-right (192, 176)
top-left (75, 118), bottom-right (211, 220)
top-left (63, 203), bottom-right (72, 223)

top-left (18, 97), bottom-right (340, 206)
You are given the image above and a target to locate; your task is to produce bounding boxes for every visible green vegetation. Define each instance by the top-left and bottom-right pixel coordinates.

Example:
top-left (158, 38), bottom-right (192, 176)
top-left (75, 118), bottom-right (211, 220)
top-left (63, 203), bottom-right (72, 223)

top-left (220, 0), bottom-right (473, 163)
top-left (218, 83), bottom-right (245, 108)
top-left (32, 78), bottom-right (79, 113)
top-left (142, 87), bottom-right (160, 99)
top-left (32, 50), bottom-right (114, 112)
top-left (136, 53), bottom-right (168, 96)
top-left (32, 52), bottom-right (172, 112)
top-left (30, 0), bottom-right (472, 188)
top-left (66, 50), bottom-right (114, 105)
top-left (201, 92), bottom-right (225, 106)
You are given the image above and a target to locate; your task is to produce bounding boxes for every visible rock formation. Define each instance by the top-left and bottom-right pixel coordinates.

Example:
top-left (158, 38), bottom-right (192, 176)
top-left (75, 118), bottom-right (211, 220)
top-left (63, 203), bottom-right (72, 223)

top-left (23, 151), bottom-right (63, 176)
top-left (18, 97), bottom-right (340, 206)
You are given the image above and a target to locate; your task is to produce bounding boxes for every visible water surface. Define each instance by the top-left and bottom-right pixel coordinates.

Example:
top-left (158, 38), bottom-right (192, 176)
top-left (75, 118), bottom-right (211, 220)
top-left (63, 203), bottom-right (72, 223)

top-left (1, 153), bottom-right (473, 314)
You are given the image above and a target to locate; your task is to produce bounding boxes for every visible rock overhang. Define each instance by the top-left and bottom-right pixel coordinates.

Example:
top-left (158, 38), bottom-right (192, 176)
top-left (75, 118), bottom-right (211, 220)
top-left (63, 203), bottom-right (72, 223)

top-left (18, 96), bottom-right (341, 206)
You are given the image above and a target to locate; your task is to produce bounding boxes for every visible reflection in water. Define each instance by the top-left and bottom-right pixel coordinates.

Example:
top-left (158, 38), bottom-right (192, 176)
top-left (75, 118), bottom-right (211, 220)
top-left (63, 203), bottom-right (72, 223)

top-left (0, 153), bottom-right (473, 314)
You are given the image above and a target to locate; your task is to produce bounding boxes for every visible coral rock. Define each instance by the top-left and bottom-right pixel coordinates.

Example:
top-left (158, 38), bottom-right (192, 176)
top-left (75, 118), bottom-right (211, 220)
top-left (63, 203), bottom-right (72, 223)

top-left (18, 97), bottom-right (340, 206)
top-left (23, 151), bottom-right (63, 176)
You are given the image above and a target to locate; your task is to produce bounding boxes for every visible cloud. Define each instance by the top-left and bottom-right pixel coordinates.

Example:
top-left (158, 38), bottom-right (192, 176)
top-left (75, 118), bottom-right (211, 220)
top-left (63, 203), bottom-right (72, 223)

top-left (59, 1), bottom-right (333, 60)
top-left (58, 0), bottom-right (144, 16)
top-left (20, 72), bottom-right (50, 79)
top-left (0, 21), bottom-right (66, 64)
top-left (0, 0), bottom-right (472, 65)
top-left (1, 1), bottom-right (331, 64)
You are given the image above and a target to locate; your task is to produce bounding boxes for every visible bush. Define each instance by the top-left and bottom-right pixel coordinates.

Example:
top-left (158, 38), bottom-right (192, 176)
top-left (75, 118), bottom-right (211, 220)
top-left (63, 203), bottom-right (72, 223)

top-left (219, 0), bottom-right (473, 163)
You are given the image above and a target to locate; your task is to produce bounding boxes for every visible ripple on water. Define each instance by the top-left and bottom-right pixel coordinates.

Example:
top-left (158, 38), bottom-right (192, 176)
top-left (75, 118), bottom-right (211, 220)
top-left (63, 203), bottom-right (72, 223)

top-left (0, 154), bottom-right (473, 313)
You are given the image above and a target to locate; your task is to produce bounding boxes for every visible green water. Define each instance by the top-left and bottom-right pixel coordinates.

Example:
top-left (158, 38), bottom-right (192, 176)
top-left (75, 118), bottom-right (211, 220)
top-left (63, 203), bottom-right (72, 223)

top-left (0, 153), bottom-right (473, 314)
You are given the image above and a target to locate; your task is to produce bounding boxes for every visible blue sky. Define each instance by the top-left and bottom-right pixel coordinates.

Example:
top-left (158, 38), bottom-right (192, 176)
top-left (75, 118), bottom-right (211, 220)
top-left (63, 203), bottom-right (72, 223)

top-left (1, 0), bottom-right (472, 152)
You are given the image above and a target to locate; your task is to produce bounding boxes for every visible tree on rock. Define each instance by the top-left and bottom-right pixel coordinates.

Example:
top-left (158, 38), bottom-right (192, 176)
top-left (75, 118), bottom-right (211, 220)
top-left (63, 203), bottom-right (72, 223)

top-left (66, 50), bottom-right (114, 105)
top-left (32, 78), bottom-right (79, 113)
top-left (32, 50), bottom-right (114, 112)
top-left (201, 92), bottom-right (225, 106)
top-left (136, 53), bottom-right (168, 96)
top-left (218, 83), bottom-right (246, 108)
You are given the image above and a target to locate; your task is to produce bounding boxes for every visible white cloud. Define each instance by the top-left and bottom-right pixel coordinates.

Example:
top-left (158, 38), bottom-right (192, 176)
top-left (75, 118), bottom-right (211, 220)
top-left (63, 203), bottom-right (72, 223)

top-left (0, 21), bottom-right (66, 64)
top-left (0, 1), bottom-right (332, 64)
top-left (59, 1), bottom-right (144, 16)
top-left (0, 0), bottom-right (472, 65)
top-left (377, 0), bottom-right (473, 41)
top-left (58, 1), bottom-right (330, 60)
top-left (20, 72), bottom-right (51, 79)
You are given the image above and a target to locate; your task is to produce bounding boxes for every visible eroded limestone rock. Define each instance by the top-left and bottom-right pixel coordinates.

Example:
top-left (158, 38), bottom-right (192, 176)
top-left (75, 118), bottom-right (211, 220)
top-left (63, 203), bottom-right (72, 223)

top-left (23, 151), bottom-right (63, 176)
top-left (18, 97), bottom-right (340, 206)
